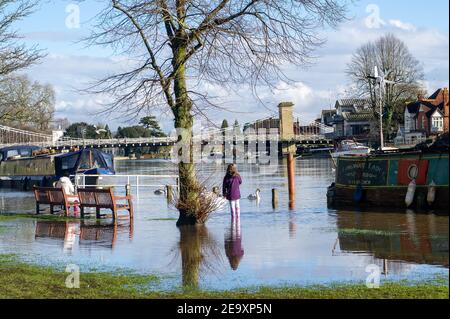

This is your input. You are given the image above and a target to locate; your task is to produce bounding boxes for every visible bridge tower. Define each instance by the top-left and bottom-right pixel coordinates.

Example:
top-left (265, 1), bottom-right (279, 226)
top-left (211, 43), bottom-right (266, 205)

top-left (278, 102), bottom-right (296, 155)
top-left (278, 101), bottom-right (296, 210)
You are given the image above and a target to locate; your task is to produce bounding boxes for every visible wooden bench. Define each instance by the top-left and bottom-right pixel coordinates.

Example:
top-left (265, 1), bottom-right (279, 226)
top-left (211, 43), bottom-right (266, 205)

top-left (77, 188), bottom-right (133, 221)
top-left (33, 186), bottom-right (80, 216)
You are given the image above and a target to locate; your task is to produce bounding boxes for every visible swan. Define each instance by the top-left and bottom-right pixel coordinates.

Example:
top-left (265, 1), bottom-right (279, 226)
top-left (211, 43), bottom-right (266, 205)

top-left (247, 189), bottom-right (261, 201)
top-left (154, 189), bottom-right (165, 195)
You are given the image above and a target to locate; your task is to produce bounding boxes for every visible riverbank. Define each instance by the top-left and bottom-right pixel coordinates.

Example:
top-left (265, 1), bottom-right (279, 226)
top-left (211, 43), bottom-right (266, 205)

top-left (0, 254), bottom-right (447, 299)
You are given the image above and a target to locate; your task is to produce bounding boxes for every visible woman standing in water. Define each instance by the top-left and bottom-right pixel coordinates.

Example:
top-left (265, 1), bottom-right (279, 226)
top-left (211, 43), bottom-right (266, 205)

top-left (222, 164), bottom-right (242, 219)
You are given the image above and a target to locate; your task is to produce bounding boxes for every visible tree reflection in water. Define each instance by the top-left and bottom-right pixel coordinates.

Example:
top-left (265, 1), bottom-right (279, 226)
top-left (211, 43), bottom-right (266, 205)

top-left (176, 225), bottom-right (222, 290)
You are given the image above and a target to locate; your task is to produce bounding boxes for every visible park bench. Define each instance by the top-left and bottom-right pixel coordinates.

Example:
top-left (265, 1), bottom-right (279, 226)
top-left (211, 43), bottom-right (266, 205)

top-left (33, 186), bottom-right (80, 216)
top-left (76, 187), bottom-right (133, 221)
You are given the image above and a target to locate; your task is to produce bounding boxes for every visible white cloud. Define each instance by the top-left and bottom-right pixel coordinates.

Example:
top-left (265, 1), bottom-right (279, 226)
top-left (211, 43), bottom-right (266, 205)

top-left (389, 19), bottom-right (417, 32)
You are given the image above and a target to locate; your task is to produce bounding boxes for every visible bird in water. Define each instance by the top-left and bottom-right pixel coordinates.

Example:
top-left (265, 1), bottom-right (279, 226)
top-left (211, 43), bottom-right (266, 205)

top-left (247, 189), bottom-right (261, 201)
top-left (154, 189), bottom-right (165, 195)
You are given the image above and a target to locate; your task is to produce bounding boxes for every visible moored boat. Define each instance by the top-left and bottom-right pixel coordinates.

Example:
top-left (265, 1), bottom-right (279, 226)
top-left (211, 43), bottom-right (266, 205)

top-left (327, 146), bottom-right (449, 212)
top-left (0, 146), bottom-right (115, 190)
top-left (331, 140), bottom-right (371, 158)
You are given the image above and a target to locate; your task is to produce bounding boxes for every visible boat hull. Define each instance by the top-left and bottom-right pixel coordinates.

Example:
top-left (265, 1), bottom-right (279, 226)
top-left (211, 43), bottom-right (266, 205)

top-left (331, 149), bottom-right (371, 158)
top-left (327, 151), bottom-right (449, 213)
top-left (329, 185), bottom-right (448, 211)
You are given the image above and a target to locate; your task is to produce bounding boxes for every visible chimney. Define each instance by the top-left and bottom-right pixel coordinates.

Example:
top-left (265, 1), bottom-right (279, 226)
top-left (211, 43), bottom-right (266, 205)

top-left (443, 87), bottom-right (449, 133)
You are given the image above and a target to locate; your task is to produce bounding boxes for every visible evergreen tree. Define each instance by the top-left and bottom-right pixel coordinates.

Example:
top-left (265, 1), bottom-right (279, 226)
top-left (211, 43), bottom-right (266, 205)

top-left (139, 115), bottom-right (166, 137)
top-left (104, 124), bottom-right (112, 138)
top-left (221, 119), bottom-right (229, 130)
top-left (64, 122), bottom-right (97, 139)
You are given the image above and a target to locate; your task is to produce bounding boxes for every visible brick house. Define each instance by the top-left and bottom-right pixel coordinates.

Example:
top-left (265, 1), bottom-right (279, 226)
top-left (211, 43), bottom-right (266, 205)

top-left (404, 88), bottom-right (449, 136)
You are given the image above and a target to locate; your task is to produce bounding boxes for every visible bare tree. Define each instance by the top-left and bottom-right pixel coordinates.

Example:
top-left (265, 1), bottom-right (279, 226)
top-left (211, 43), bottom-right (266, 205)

top-left (346, 34), bottom-right (425, 137)
top-left (0, 0), bottom-right (43, 77)
top-left (0, 75), bottom-right (55, 132)
top-left (87, 0), bottom-right (350, 225)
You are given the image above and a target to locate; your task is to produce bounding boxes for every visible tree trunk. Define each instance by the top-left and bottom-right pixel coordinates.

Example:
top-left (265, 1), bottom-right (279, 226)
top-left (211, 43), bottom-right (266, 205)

top-left (172, 43), bottom-right (200, 226)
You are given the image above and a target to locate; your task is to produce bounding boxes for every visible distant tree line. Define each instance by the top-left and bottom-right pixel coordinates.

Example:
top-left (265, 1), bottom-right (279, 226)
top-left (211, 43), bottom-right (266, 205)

top-left (64, 115), bottom-right (166, 139)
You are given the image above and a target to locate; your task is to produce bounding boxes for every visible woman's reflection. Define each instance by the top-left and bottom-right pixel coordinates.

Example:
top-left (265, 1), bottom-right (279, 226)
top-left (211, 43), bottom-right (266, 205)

top-left (224, 217), bottom-right (244, 271)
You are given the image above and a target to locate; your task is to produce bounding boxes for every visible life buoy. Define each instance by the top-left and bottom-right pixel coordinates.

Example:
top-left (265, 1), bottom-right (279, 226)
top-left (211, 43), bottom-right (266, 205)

top-left (405, 179), bottom-right (416, 207)
top-left (427, 181), bottom-right (436, 206)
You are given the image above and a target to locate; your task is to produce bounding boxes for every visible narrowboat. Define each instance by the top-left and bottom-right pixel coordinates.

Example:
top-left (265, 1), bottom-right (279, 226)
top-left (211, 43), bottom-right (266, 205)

top-left (0, 146), bottom-right (115, 190)
top-left (327, 140), bottom-right (449, 212)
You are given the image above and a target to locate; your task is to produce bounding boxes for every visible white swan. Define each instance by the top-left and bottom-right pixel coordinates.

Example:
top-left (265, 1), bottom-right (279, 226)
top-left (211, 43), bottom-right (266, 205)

top-left (247, 189), bottom-right (261, 201)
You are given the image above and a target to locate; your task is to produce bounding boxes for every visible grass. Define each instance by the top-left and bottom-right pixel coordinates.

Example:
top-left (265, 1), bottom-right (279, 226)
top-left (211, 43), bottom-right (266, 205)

top-left (0, 254), bottom-right (448, 299)
top-left (337, 228), bottom-right (400, 236)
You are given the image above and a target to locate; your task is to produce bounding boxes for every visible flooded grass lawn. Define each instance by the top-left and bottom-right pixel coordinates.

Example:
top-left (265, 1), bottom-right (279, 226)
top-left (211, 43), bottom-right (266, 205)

top-left (1, 254), bottom-right (447, 299)
top-left (0, 159), bottom-right (448, 298)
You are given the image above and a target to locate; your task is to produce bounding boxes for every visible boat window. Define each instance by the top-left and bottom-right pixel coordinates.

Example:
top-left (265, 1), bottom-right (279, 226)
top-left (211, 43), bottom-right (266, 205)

top-left (19, 149), bottom-right (32, 157)
top-left (92, 151), bottom-right (105, 168)
top-left (61, 153), bottom-right (79, 170)
top-left (103, 154), bottom-right (113, 168)
top-left (78, 151), bottom-right (91, 170)
top-left (0, 153), bottom-right (3, 161)
top-left (6, 150), bottom-right (19, 158)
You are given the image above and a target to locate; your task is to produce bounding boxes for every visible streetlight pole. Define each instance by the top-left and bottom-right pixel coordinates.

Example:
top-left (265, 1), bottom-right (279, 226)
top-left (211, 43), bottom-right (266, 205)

top-left (379, 82), bottom-right (384, 150)
top-left (368, 66), bottom-right (394, 151)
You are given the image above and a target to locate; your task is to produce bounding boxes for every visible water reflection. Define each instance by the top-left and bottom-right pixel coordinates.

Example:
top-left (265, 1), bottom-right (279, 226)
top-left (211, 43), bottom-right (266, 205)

top-left (34, 219), bottom-right (134, 251)
top-left (35, 221), bottom-right (79, 253)
top-left (178, 225), bottom-right (222, 289)
top-left (288, 213), bottom-right (297, 239)
top-left (224, 218), bottom-right (244, 270)
top-left (335, 211), bottom-right (449, 267)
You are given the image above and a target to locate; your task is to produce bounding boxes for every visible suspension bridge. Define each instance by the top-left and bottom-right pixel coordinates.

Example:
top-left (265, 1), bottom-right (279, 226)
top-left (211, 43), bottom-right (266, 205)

top-left (0, 122), bottom-right (332, 150)
top-left (0, 104), bottom-right (334, 149)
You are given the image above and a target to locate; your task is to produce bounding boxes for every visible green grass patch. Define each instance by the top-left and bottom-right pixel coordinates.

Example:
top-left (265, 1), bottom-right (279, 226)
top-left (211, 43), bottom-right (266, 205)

top-left (0, 254), bottom-right (448, 299)
top-left (338, 228), bottom-right (400, 237)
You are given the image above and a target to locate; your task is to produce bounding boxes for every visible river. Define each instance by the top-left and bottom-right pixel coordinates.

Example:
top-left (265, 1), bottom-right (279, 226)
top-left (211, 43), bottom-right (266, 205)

top-left (0, 158), bottom-right (448, 290)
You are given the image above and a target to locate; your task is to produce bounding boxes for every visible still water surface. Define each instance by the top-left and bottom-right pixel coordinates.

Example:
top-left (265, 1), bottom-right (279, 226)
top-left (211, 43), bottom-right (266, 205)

top-left (0, 158), bottom-right (448, 290)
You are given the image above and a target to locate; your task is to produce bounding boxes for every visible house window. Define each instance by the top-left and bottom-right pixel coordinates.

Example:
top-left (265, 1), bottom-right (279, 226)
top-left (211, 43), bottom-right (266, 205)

top-left (431, 117), bottom-right (443, 132)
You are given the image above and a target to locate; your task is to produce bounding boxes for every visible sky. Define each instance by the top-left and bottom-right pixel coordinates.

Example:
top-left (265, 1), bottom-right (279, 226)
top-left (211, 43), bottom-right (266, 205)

top-left (12, 0), bottom-right (450, 132)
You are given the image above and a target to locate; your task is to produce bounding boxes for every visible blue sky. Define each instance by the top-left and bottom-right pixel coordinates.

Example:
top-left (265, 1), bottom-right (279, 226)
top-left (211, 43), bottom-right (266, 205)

top-left (12, 0), bottom-right (450, 131)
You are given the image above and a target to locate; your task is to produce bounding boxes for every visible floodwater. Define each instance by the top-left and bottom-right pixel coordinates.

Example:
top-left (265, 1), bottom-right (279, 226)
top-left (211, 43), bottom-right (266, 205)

top-left (0, 158), bottom-right (448, 291)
